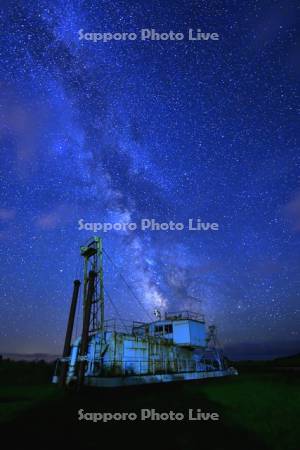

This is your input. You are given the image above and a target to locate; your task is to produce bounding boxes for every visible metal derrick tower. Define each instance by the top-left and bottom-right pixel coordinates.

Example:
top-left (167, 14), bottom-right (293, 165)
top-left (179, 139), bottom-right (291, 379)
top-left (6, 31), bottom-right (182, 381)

top-left (60, 236), bottom-right (104, 387)
top-left (80, 236), bottom-right (104, 334)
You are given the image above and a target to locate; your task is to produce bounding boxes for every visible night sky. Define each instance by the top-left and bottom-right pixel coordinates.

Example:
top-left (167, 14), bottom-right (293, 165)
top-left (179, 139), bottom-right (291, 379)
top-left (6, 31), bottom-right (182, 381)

top-left (0, 0), bottom-right (299, 359)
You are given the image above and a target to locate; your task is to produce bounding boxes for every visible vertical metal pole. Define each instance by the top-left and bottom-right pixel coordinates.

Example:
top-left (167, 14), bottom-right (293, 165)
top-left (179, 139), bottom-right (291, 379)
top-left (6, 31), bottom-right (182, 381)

top-left (96, 237), bottom-right (104, 334)
top-left (77, 271), bottom-right (96, 389)
top-left (83, 256), bottom-right (88, 309)
top-left (60, 280), bottom-right (80, 387)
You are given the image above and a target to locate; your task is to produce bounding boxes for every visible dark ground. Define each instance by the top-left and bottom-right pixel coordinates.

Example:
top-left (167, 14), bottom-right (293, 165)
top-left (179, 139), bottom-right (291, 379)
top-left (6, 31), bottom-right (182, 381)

top-left (0, 358), bottom-right (299, 450)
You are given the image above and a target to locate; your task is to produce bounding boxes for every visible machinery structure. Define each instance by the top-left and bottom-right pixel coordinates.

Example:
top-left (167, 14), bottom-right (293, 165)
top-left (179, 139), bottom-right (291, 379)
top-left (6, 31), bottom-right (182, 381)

top-left (53, 237), bottom-right (237, 388)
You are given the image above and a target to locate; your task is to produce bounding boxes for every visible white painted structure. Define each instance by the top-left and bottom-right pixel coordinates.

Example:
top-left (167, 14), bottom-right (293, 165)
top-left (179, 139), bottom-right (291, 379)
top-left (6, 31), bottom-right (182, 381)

top-left (52, 239), bottom-right (237, 388)
top-left (55, 310), bottom-right (237, 387)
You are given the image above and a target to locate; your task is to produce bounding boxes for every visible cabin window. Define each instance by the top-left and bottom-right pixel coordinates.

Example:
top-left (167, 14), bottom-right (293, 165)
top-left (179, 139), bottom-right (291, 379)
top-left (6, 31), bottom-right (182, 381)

top-left (154, 325), bottom-right (163, 333)
top-left (164, 324), bottom-right (173, 334)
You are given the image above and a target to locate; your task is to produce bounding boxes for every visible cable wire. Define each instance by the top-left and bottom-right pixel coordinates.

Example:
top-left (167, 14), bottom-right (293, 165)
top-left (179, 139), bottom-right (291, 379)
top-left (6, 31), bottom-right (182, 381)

top-left (103, 248), bottom-right (152, 320)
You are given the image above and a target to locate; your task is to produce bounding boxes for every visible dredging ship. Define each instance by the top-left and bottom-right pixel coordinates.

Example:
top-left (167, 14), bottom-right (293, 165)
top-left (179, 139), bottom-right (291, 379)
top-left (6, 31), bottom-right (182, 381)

top-left (53, 237), bottom-right (237, 388)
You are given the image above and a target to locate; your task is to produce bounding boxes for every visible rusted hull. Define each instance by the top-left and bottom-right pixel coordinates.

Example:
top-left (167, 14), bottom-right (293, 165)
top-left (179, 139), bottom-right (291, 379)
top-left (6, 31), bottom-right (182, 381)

top-left (84, 368), bottom-right (238, 388)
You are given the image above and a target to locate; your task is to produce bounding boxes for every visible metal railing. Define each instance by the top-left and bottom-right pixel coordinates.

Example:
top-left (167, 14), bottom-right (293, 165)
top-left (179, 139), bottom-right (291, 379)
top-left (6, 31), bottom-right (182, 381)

top-left (104, 319), bottom-right (133, 334)
top-left (103, 311), bottom-right (205, 335)
top-left (165, 311), bottom-right (205, 322)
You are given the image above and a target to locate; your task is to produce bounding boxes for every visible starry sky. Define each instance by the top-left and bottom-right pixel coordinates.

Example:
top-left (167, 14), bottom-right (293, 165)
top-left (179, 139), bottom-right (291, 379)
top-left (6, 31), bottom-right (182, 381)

top-left (0, 0), bottom-right (299, 359)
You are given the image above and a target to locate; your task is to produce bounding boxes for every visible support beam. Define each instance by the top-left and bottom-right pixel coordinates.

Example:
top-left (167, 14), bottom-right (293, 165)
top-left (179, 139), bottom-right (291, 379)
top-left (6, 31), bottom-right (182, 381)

top-left (60, 279), bottom-right (80, 387)
top-left (77, 270), bottom-right (96, 389)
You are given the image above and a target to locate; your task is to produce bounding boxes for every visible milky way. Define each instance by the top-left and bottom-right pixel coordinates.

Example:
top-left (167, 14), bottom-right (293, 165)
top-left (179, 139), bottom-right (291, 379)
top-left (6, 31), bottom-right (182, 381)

top-left (0, 0), bottom-right (299, 358)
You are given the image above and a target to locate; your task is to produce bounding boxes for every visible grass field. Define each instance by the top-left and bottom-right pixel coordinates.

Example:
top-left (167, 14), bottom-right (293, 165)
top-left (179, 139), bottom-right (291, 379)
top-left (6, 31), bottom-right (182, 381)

top-left (0, 359), bottom-right (299, 450)
top-left (191, 372), bottom-right (300, 450)
top-left (0, 385), bottom-right (61, 423)
top-left (0, 359), bottom-right (61, 423)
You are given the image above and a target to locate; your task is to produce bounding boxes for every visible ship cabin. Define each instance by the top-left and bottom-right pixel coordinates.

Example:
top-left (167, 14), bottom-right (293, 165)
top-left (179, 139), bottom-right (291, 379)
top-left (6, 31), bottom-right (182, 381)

top-left (132, 311), bottom-right (207, 348)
